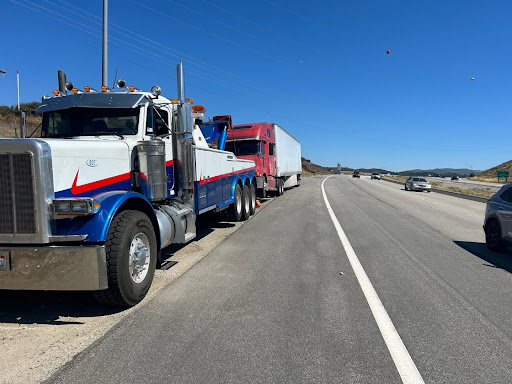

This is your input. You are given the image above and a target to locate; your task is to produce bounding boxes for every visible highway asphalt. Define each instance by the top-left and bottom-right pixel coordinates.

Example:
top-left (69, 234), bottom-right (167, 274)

top-left (46, 175), bottom-right (512, 384)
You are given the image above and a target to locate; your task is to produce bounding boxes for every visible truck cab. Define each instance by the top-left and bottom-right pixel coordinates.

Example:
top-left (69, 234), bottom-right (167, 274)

top-left (0, 63), bottom-right (256, 307)
top-left (225, 123), bottom-right (276, 196)
top-left (225, 122), bottom-right (301, 197)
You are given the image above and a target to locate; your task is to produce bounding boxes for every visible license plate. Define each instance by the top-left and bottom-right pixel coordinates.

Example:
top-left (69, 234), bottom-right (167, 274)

top-left (0, 251), bottom-right (9, 270)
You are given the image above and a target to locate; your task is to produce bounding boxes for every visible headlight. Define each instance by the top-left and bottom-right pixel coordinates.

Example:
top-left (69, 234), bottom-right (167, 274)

top-left (53, 198), bottom-right (100, 217)
top-left (413, 184), bottom-right (418, 187)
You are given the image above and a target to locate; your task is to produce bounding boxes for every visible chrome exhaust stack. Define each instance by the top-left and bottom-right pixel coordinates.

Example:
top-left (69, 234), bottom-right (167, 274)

top-left (175, 60), bottom-right (194, 199)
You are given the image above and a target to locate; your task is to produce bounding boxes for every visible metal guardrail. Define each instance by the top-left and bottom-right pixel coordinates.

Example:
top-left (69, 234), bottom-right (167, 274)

top-left (381, 177), bottom-right (488, 203)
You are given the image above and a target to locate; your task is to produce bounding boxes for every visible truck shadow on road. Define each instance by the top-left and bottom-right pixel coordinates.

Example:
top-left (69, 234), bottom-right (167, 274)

top-left (0, 213), bottom-right (237, 325)
top-left (454, 241), bottom-right (512, 274)
top-left (0, 290), bottom-right (122, 325)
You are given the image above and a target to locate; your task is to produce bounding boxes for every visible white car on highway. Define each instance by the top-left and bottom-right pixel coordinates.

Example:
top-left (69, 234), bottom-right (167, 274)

top-left (405, 177), bottom-right (432, 192)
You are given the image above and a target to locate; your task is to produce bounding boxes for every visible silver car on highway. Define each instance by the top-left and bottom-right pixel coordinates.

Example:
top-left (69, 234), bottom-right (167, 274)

top-left (484, 184), bottom-right (512, 250)
top-left (405, 177), bottom-right (431, 192)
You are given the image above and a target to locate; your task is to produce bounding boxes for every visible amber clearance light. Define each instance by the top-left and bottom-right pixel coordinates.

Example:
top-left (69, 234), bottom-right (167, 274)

top-left (192, 105), bottom-right (205, 113)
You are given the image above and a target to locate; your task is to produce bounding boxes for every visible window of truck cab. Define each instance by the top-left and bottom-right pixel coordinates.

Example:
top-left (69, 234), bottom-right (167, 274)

top-left (41, 107), bottom-right (140, 137)
top-left (224, 140), bottom-right (260, 156)
top-left (146, 106), bottom-right (170, 137)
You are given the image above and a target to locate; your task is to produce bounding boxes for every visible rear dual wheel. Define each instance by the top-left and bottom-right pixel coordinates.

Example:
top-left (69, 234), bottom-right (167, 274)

top-left (249, 184), bottom-right (256, 215)
top-left (228, 184), bottom-right (243, 221)
top-left (229, 183), bottom-right (255, 221)
top-left (241, 185), bottom-right (251, 221)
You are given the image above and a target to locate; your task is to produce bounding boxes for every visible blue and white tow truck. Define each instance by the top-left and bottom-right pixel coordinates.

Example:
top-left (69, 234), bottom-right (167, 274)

top-left (0, 62), bottom-right (256, 306)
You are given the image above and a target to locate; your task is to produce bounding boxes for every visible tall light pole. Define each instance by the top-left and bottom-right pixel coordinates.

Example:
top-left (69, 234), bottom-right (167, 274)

top-left (102, 0), bottom-right (108, 87)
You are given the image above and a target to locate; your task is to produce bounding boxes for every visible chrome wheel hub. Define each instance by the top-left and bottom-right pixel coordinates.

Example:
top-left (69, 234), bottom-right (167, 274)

top-left (129, 233), bottom-right (150, 283)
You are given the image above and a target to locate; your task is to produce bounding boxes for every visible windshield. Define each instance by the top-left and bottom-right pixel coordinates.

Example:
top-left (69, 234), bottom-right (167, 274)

top-left (41, 107), bottom-right (139, 138)
top-left (412, 177), bottom-right (427, 182)
top-left (224, 140), bottom-right (260, 156)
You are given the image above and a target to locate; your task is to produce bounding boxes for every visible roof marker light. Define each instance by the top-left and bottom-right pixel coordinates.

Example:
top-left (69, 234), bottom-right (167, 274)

top-left (52, 90), bottom-right (59, 96)
top-left (71, 88), bottom-right (78, 94)
top-left (101, 86), bottom-right (108, 92)
top-left (128, 86), bottom-right (135, 92)
top-left (192, 105), bottom-right (205, 113)
top-left (84, 86), bottom-right (91, 92)
top-left (185, 97), bottom-right (194, 104)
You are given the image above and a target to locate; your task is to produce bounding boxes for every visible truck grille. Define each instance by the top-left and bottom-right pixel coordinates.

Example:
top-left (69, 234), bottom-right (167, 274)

top-left (0, 153), bottom-right (36, 234)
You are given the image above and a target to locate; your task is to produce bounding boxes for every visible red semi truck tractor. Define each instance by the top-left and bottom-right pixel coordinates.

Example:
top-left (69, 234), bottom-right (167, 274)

top-left (225, 122), bottom-right (301, 197)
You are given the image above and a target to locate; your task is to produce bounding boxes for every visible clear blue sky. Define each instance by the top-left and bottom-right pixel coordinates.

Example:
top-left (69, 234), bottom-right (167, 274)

top-left (1, 0), bottom-right (511, 172)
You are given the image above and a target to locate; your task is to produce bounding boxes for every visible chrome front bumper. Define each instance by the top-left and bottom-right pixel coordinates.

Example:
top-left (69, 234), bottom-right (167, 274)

top-left (0, 245), bottom-right (108, 290)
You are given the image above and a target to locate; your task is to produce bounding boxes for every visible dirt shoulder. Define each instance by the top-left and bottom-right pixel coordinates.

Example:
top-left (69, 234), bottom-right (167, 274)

top-left (0, 198), bottom-right (274, 384)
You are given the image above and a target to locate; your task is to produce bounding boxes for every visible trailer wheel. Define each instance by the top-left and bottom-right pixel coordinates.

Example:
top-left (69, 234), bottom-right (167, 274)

top-left (228, 184), bottom-right (243, 221)
top-left (276, 178), bottom-right (284, 196)
top-left (249, 184), bottom-right (256, 215)
top-left (93, 210), bottom-right (157, 307)
top-left (241, 185), bottom-right (251, 221)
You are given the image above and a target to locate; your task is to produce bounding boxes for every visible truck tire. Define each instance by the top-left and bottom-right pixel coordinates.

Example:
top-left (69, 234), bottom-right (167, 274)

top-left (228, 184), bottom-right (243, 221)
top-left (276, 178), bottom-right (283, 196)
top-left (93, 210), bottom-right (157, 307)
top-left (249, 184), bottom-right (256, 215)
top-left (241, 185), bottom-right (251, 221)
top-left (258, 178), bottom-right (267, 198)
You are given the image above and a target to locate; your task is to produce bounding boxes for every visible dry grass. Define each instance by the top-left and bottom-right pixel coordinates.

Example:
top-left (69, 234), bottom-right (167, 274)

top-left (468, 176), bottom-right (506, 184)
top-left (0, 115), bottom-right (41, 138)
top-left (385, 175), bottom-right (408, 183)
top-left (436, 186), bottom-right (495, 199)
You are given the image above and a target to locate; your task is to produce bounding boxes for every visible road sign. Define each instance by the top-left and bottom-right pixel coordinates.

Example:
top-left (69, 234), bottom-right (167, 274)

top-left (497, 171), bottom-right (509, 178)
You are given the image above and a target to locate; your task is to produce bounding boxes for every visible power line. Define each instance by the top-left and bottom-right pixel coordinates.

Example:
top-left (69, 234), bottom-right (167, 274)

top-left (44, 0), bottom-right (283, 98)
top-left (14, 0), bottom-right (280, 101)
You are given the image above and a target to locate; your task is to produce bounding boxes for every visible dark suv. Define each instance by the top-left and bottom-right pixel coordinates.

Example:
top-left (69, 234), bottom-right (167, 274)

top-left (484, 184), bottom-right (512, 250)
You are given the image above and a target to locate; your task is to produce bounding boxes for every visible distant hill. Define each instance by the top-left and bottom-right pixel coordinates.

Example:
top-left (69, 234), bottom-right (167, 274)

top-left (399, 168), bottom-right (478, 176)
top-left (301, 157), bottom-right (332, 176)
top-left (476, 160), bottom-right (512, 179)
top-left (323, 166), bottom-right (476, 177)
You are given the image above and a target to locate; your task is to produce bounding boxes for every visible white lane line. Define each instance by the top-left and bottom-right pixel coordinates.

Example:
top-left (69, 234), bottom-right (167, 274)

top-left (420, 197), bottom-right (438, 205)
top-left (322, 177), bottom-right (425, 384)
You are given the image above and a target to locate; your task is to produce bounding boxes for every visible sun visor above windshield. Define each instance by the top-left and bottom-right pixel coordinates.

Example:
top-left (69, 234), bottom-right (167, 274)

top-left (225, 135), bottom-right (261, 142)
top-left (37, 93), bottom-right (148, 113)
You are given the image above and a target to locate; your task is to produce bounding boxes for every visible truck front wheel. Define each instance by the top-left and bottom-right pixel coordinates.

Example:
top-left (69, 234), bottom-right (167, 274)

top-left (94, 210), bottom-right (157, 307)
